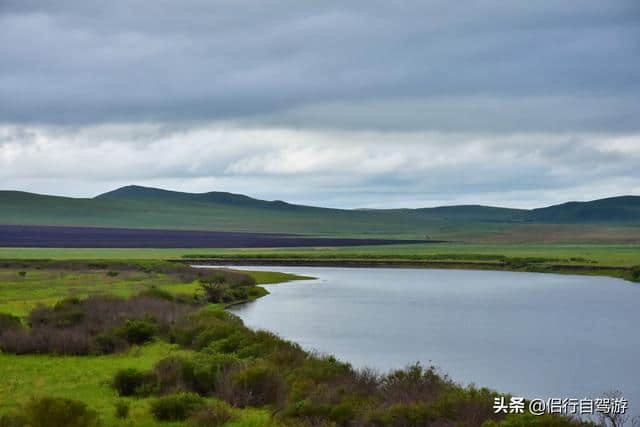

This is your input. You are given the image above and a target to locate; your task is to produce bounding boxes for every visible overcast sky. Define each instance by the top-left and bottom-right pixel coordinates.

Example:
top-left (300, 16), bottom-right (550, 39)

top-left (1, 1), bottom-right (639, 208)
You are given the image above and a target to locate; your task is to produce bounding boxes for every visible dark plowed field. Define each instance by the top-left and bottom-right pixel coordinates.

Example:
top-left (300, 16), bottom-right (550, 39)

top-left (0, 225), bottom-right (433, 248)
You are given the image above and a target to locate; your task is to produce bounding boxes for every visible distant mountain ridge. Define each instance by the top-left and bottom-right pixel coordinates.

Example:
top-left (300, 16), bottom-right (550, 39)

top-left (97, 185), bottom-right (640, 223)
top-left (96, 185), bottom-right (313, 211)
top-left (0, 185), bottom-right (638, 240)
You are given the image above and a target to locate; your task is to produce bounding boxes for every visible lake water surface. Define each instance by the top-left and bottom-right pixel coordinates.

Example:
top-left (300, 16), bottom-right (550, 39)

top-left (220, 266), bottom-right (639, 407)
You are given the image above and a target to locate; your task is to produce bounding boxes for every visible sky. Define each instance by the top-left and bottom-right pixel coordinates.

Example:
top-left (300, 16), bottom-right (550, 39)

top-left (1, 1), bottom-right (639, 209)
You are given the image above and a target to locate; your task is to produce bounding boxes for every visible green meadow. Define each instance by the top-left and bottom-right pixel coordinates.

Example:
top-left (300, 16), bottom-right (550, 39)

top-left (0, 267), bottom-right (307, 318)
top-left (0, 340), bottom-right (276, 427)
top-left (2, 242), bottom-right (638, 267)
top-left (0, 265), bottom-right (307, 426)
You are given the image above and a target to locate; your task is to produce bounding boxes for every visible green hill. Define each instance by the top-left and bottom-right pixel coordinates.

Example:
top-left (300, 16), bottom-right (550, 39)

top-left (0, 186), bottom-right (638, 240)
top-left (97, 185), bottom-right (314, 211)
top-left (413, 205), bottom-right (527, 222)
top-left (0, 187), bottom-right (444, 237)
top-left (527, 196), bottom-right (640, 223)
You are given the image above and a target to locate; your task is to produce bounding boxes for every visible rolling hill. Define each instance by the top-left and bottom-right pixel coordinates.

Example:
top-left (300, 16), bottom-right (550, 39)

top-left (0, 185), bottom-right (638, 241)
top-left (527, 196), bottom-right (640, 223)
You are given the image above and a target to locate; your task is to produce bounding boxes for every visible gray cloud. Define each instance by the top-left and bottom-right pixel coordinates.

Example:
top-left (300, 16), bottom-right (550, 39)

top-left (2, 0), bottom-right (639, 131)
top-left (1, 1), bottom-right (639, 207)
top-left (1, 123), bottom-right (639, 208)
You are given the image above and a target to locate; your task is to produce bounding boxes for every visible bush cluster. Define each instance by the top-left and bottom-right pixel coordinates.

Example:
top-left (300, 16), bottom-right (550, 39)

top-left (0, 397), bottom-right (99, 427)
top-left (108, 309), bottom-right (473, 425)
top-left (150, 392), bottom-right (205, 421)
top-left (0, 260), bottom-right (255, 286)
top-left (114, 400), bottom-right (129, 419)
top-left (0, 295), bottom-right (194, 355)
top-left (112, 368), bottom-right (158, 397)
top-left (0, 313), bottom-right (22, 333)
top-left (188, 400), bottom-right (234, 426)
top-left (113, 306), bottom-right (593, 426)
top-left (199, 272), bottom-right (262, 304)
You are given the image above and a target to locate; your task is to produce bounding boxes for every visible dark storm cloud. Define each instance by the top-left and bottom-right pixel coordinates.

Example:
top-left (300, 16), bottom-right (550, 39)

top-left (2, 0), bottom-right (639, 131)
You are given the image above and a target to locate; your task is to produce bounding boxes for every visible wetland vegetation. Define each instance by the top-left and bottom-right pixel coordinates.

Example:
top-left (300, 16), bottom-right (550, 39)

top-left (0, 260), bottom-right (598, 426)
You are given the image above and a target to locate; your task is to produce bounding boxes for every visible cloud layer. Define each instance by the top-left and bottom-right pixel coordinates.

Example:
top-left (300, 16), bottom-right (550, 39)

top-left (2, 1), bottom-right (639, 130)
top-left (2, 123), bottom-right (638, 208)
top-left (1, 1), bottom-right (639, 206)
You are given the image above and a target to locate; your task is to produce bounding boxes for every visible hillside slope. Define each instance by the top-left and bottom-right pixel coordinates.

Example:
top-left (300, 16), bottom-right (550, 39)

top-left (527, 196), bottom-right (640, 223)
top-left (97, 185), bottom-right (317, 212)
top-left (0, 188), bottom-right (445, 237)
top-left (0, 186), bottom-right (638, 240)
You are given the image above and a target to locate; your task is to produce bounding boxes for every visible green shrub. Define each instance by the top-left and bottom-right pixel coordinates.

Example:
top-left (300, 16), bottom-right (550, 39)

top-left (93, 331), bottom-right (127, 354)
top-left (152, 353), bottom-right (242, 396)
top-left (431, 387), bottom-right (496, 422)
top-left (382, 363), bottom-right (447, 403)
top-left (29, 297), bottom-right (85, 328)
top-left (150, 393), bottom-right (205, 421)
top-left (230, 287), bottom-right (249, 300)
top-left (192, 324), bottom-right (237, 349)
top-left (246, 286), bottom-right (267, 299)
top-left (207, 331), bottom-right (252, 354)
top-left (114, 400), bottom-right (129, 419)
top-left (187, 353), bottom-right (241, 394)
top-left (0, 413), bottom-right (28, 427)
top-left (106, 271), bottom-right (119, 277)
top-left (169, 309), bottom-right (242, 348)
top-left (234, 330), bottom-right (281, 359)
top-left (0, 313), bottom-right (22, 333)
top-left (154, 356), bottom-right (191, 394)
top-left (231, 362), bottom-right (283, 406)
top-left (284, 398), bottom-right (332, 419)
top-left (119, 318), bottom-right (158, 344)
top-left (284, 388), bottom-right (361, 425)
top-left (24, 396), bottom-right (99, 427)
top-left (482, 412), bottom-right (592, 426)
top-left (293, 355), bottom-right (352, 383)
top-left (137, 287), bottom-right (174, 301)
top-left (330, 400), bottom-right (358, 425)
top-left (367, 402), bottom-right (436, 426)
top-left (266, 341), bottom-right (306, 368)
top-left (201, 282), bottom-right (232, 303)
top-left (188, 400), bottom-right (235, 426)
top-left (112, 368), bottom-right (157, 397)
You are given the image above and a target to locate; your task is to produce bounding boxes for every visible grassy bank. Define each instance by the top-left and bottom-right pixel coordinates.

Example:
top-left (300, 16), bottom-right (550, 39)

top-left (1, 243), bottom-right (638, 283)
top-left (0, 261), bottom-right (306, 426)
top-left (0, 243), bottom-right (638, 265)
top-left (0, 260), bottom-right (308, 317)
top-left (183, 256), bottom-right (640, 283)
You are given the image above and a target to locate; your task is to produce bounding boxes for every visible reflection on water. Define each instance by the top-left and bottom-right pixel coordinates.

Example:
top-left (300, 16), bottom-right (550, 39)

top-left (221, 266), bottom-right (639, 407)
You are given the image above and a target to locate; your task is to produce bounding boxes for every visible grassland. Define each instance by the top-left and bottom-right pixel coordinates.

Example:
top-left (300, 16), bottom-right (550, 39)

top-left (0, 265), bottom-right (308, 318)
top-left (0, 341), bottom-right (276, 427)
top-left (3, 187), bottom-right (640, 243)
top-left (0, 263), bottom-right (309, 426)
top-left (1, 243), bottom-right (638, 283)
top-left (2, 243), bottom-right (639, 264)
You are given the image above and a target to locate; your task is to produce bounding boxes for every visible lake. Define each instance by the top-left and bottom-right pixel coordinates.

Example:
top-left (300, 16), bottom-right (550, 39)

top-left (220, 266), bottom-right (639, 408)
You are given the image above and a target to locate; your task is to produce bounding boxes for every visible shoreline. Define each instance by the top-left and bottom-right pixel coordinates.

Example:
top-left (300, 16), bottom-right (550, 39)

top-left (181, 257), bottom-right (640, 283)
